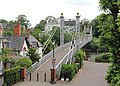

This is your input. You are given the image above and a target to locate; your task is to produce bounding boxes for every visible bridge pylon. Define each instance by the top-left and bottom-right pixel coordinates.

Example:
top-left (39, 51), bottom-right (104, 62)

top-left (60, 13), bottom-right (64, 45)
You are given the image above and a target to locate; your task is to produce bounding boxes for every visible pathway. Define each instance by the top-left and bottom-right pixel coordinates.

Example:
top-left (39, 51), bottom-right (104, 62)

top-left (15, 61), bottom-right (108, 86)
top-left (25, 45), bottom-right (71, 82)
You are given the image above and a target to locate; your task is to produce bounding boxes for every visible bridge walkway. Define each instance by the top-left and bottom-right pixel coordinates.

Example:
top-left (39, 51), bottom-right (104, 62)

top-left (25, 43), bottom-right (71, 82)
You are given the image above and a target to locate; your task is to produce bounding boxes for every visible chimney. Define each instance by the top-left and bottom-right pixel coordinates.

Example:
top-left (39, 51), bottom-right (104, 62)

top-left (0, 23), bottom-right (3, 36)
top-left (26, 29), bottom-right (31, 39)
top-left (14, 21), bottom-right (21, 36)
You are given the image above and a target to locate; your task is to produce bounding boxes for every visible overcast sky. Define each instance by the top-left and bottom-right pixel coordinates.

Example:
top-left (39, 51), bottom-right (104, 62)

top-left (0, 0), bottom-right (101, 27)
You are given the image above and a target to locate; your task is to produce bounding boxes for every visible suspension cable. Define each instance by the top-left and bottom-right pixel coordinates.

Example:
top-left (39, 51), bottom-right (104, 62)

top-left (42, 26), bottom-right (58, 54)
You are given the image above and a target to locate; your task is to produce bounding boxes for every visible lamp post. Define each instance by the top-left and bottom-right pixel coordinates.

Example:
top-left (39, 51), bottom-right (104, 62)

top-left (51, 41), bottom-right (56, 83)
top-left (52, 41), bottom-right (55, 69)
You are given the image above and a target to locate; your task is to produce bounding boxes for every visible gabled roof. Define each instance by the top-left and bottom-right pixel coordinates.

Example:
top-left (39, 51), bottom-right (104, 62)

top-left (27, 35), bottom-right (43, 47)
top-left (5, 36), bottom-right (25, 51)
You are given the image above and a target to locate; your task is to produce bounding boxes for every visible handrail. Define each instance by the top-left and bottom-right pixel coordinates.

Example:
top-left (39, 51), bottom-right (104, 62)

top-left (55, 34), bottom-right (92, 74)
top-left (26, 42), bottom-right (70, 76)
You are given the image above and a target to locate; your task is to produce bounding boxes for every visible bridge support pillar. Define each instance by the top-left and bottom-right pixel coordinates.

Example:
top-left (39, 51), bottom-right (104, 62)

top-left (50, 69), bottom-right (56, 84)
top-left (60, 13), bottom-right (64, 45)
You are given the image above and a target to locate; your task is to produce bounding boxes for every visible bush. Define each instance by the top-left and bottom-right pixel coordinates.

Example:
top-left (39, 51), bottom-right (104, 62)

top-left (72, 63), bottom-right (78, 73)
top-left (95, 53), bottom-right (111, 63)
top-left (14, 57), bottom-right (32, 68)
top-left (4, 66), bottom-right (21, 86)
top-left (105, 63), bottom-right (120, 85)
top-left (74, 50), bottom-right (85, 63)
top-left (60, 64), bottom-right (75, 81)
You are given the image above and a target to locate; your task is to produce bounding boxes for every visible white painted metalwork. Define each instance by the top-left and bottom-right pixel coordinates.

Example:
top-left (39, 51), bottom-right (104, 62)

top-left (55, 28), bottom-right (92, 76)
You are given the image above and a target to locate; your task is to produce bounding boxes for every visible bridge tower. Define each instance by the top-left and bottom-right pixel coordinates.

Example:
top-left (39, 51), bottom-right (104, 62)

top-left (60, 13), bottom-right (64, 45)
top-left (76, 13), bottom-right (80, 47)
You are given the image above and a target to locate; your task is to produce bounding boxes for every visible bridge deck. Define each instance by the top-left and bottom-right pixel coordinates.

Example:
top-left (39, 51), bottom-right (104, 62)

top-left (26, 44), bottom-right (71, 82)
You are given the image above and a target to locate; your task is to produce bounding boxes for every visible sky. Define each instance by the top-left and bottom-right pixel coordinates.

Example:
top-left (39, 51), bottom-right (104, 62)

top-left (0, 0), bottom-right (101, 27)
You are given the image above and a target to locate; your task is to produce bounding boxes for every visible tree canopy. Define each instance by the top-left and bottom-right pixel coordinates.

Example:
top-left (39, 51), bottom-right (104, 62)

top-left (99, 0), bottom-right (120, 85)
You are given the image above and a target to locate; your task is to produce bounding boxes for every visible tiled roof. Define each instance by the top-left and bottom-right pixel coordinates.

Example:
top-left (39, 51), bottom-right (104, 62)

top-left (5, 36), bottom-right (25, 51)
top-left (28, 35), bottom-right (43, 47)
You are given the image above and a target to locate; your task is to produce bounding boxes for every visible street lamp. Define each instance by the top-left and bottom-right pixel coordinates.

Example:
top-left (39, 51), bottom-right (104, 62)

top-left (51, 41), bottom-right (56, 83)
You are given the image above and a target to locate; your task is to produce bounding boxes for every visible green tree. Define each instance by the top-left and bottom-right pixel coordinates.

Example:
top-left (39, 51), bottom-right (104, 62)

top-left (51, 26), bottom-right (60, 46)
top-left (8, 20), bottom-right (17, 29)
top-left (31, 28), bottom-right (41, 40)
top-left (27, 48), bottom-right (40, 63)
top-left (34, 20), bottom-right (46, 31)
top-left (16, 14), bottom-right (31, 28)
top-left (64, 32), bottom-right (72, 43)
top-left (14, 57), bottom-right (32, 68)
top-left (99, 0), bottom-right (120, 84)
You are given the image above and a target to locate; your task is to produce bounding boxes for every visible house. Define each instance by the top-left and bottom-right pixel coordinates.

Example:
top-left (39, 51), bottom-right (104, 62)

top-left (5, 36), bottom-right (28, 56)
top-left (26, 29), bottom-right (43, 58)
top-left (3, 21), bottom-right (28, 57)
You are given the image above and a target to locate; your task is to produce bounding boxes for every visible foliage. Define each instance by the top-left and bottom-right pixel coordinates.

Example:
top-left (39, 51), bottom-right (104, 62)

top-left (8, 20), bottom-right (17, 29)
top-left (51, 26), bottom-right (60, 46)
top-left (72, 63), bottom-right (79, 73)
top-left (95, 53), bottom-right (111, 63)
top-left (31, 28), bottom-right (41, 40)
top-left (45, 16), bottom-right (56, 23)
top-left (14, 57), bottom-right (32, 68)
top-left (74, 50), bottom-right (86, 63)
top-left (99, 0), bottom-right (120, 85)
top-left (60, 64), bottom-right (75, 81)
top-left (64, 32), bottom-right (72, 43)
top-left (80, 18), bottom-right (91, 32)
top-left (105, 63), bottom-right (120, 84)
top-left (34, 20), bottom-right (46, 31)
top-left (27, 48), bottom-right (40, 63)
top-left (90, 18), bottom-right (100, 37)
top-left (0, 19), bottom-right (8, 23)
top-left (16, 14), bottom-right (31, 28)
top-left (1, 48), bottom-right (12, 69)
top-left (99, 0), bottom-right (119, 21)
top-left (4, 66), bottom-right (21, 86)
top-left (85, 37), bottom-right (99, 51)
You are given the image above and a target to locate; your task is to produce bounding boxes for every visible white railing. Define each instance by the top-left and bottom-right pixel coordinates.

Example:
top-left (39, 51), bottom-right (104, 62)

top-left (26, 29), bottom-right (92, 76)
top-left (55, 34), bottom-right (92, 75)
top-left (26, 42), bottom-right (70, 76)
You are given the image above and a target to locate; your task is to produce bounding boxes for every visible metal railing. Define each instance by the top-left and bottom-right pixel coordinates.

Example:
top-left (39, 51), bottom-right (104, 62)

top-left (55, 34), bottom-right (92, 75)
top-left (26, 42), bottom-right (70, 76)
top-left (26, 29), bottom-right (92, 76)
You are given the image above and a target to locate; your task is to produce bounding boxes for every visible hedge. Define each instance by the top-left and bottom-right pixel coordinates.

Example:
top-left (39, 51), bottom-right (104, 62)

top-left (60, 64), bottom-right (75, 81)
top-left (4, 66), bottom-right (21, 86)
top-left (95, 53), bottom-right (111, 63)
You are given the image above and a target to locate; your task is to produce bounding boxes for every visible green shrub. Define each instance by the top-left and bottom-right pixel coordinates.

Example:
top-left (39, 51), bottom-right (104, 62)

top-left (14, 57), bottom-right (32, 68)
top-left (74, 50), bottom-right (85, 64)
top-left (60, 64), bottom-right (75, 81)
top-left (95, 53), bottom-right (111, 63)
top-left (4, 66), bottom-right (21, 86)
top-left (105, 63), bottom-right (120, 85)
top-left (72, 63), bottom-right (78, 73)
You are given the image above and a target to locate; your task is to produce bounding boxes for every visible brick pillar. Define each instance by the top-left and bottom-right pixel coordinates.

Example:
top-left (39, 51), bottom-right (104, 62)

top-left (20, 68), bottom-right (26, 81)
top-left (50, 69), bottom-right (56, 84)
